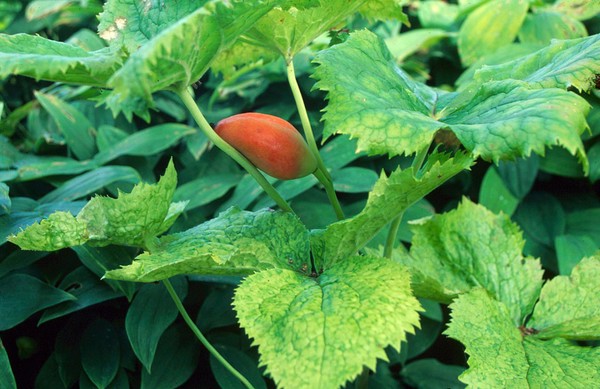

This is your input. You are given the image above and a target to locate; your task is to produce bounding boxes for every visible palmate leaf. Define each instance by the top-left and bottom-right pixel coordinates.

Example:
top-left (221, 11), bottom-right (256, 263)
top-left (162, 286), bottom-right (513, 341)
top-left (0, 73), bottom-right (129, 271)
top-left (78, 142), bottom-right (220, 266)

top-left (0, 34), bottom-right (123, 87)
top-left (402, 199), bottom-right (543, 325)
top-left (9, 161), bottom-right (179, 251)
top-left (104, 208), bottom-right (311, 282)
top-left (473, 34), bottom-right (600, 91)
top-left (528, 255), bottom-right (600, 340)
top-left (445, 288), bottom-right (600, 388)
top-left (314, 30), bottom-right (590, 170)
top-left (320, 152), bottom-right (474, 267)
top-left (234, 255), bottom-right (421, 389)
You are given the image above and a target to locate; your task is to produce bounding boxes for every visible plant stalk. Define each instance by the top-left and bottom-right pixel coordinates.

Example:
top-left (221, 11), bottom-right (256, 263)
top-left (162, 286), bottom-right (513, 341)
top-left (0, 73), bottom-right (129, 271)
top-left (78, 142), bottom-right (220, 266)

top-left (177, 89), bottom-right (293, 213)
top-left (314, 167), bottom-right (345, 220)
top-left (163, 279), bottom-right (255, 389)
top-left (383, 145), bottom-right (431, 258)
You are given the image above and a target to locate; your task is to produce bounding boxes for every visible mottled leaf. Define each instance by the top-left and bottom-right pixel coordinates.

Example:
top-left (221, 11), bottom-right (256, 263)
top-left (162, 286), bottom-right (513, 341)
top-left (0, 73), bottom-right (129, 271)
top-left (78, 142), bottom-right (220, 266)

top-left (8, 211), bottom-right (88, 251)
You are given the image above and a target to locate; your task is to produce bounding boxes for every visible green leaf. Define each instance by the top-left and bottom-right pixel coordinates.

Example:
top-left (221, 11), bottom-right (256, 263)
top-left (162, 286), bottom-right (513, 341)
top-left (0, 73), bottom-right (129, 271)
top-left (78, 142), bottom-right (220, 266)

top-left (330, 167), bottom-right (378, 193)
top-left (0, 182), bottom-right (10, 215)
top-left (385, 29), bottom-right (450, 63)
top-left (555, 234), bottom-right (598, 275)
top-left (39, 166), bottom-right (141, 204)
top-left (0, 273), bottom-right (75, 331)
top-left (403, 199), bottom-right (543, 324)
top-left (140, 324), bottom-right (200, 389)
top-left (565, 208), bottom-right (600, 247)
top-left (104, 10), bottom-right (221, 120)
top-left (513, 192), bottom-right (565, 247)
top-left (588, 140), bottom-right (600, 182)
top-left (93, 124), bottom-right (196, 165)
top-left (105, 207), bottom-right (311, 282)
top-left (8, 211), bottom-right (88, 251)
top-left (518, 11), bottom-right (587, 45)
top-left (496, 155), bottom-right (539, 199)
top-left (196, 286), bottom-right (237, 332)
top-left (528, 255), bottom-right (600, 340)
top-left (0, 338), bottom-right (16, 389)
top-left (441, 80), bottom-right (589, 171)
top-left (13, 156), bottom-right (96, 181)
top-left (38, 267), bottom-right (122, 324)
top-left (473, 34), bottom-right (600, 92)
top-left (80, 319), bottom-right (120, 389)
top-left (417, 1), bottom-right (459, 30)
top-left (0, 33), bottom-right (122, 87)
top-left (314, 29), bottom-right (443, 157)
top-left (357, 0), bottom-right (408, 23)
top-left (126, 277), bottom-right (187, 372)
top-left (478, 166), bottom-right (519, 216)
top-left (457, 0), bottom-right (528, 66)
top-left (77, 160), bottom-right (177, 247)
top-left (400, 359), bottom-right (465, 389)
top-left (234, 255), bottom-right (421, 389)
top-left (97, 0), bottom-right (208, 52)
top-left (552, 0), bottom-right (600, 21)
top-left (210, 344), bottom-right (267, 389)
top-left (321, 152), bottom-right (473, 265)
top-left (35, 91), bottom-right (96, 161)
top-left (446, 288), bottom-right (600, 387)
top-left (173, 173), bottom-right (242, 211)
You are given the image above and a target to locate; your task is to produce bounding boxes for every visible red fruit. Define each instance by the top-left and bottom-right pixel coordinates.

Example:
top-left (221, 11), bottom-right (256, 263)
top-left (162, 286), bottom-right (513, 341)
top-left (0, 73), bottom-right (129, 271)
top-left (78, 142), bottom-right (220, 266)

top-left (214, 112), bottom-right (317, 180)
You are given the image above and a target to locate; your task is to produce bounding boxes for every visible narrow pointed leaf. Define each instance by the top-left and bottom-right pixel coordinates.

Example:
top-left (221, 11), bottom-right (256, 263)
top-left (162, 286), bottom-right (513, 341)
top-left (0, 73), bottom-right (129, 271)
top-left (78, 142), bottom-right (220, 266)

top-left (0, 33), bottom-right (122, 87)
top-left (528, 255), bottom-right (600, 340)
top-left (234, 255), bottom-right (421, 389)
top-left (446, 288), bottom-right (600, 388)
top-left (474, 34), bottom-right (600, 91)
top-left (0, 338), bottom-right (16, 389)
top-left (104, 208), bottom-right (311, 282)
top-left (403, 199), bottom-right (543, 324)
top-left (321, 152), bottom-right (473, 266)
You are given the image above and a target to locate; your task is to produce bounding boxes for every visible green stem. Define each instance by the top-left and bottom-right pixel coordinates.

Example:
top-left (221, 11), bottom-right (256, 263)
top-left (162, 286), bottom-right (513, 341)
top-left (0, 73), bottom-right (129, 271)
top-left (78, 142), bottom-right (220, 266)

top-left (314, 167), bottom-right (345, 220)
top-left (162, 279), bottom-right (255, 389)
top-left (286, 59), bottom-right (332, 182)
top-left (383, 145), bottom-right (431, 258)
top-left (177, 89), bottom-right (293, 213)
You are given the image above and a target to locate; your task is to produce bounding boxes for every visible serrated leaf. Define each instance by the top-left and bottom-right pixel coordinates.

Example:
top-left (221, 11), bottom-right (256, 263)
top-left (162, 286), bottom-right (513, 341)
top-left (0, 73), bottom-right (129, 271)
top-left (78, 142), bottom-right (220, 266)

top-left (97, 0), bottom-right (207, 52)
top-left (8, 211), bottom-right (88, 251)
top-left (105, 208), bottom-right (311, 282)
top-left (446, 288), bottom-right (600, 387)
top-left (403, 199), bottom-right (544, 324)
top-left (104, 10), bottom-right (221, 120)
top-left (473, 34), bottom-right (600, 91)
top-left (528, 255), bottom-right (600, 340)
top-left (77, 160), bottom-right (177, 247)
top-left (457, 0), bottom-right (528, 66)
top-left (441, 80), bottom-right (589, 171)
top-left (315, 30), bottom-right (590, 168)
top-left (314, 29), bottom-right (443, 157)
top-left (321, 152), bottom-right (473, 266)
top-left (234, 255), bottom-right (421, 389)
top-left (0, 33), bottom-right (122, 87)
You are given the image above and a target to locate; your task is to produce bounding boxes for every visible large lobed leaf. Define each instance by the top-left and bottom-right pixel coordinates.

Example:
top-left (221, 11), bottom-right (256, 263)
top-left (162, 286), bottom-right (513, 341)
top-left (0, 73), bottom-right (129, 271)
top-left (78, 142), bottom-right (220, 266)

top-left (402, 198), bottom-right (543, 325)
top-left (321, 152), bottom-right (474, 266)
top-left (0, 34), bottom-right (123, 87)
top-left (528, 255), bottom-right (600, 340)
top-left (104, 207), bottom-right (311, 282)
top-left (9, 161), bottom-right (179, 251)
top-left (234, 255), bottom-right (421, 389)
top-left (446, 288), bottom-right (600, 388)
top-left (315, 30), bottom-right (592, 171)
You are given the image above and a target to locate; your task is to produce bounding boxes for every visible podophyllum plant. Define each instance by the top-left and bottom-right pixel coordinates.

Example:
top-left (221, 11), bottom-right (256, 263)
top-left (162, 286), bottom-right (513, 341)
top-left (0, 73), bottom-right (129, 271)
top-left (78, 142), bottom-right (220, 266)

top-left (1, 0), bottom-right (600, 388)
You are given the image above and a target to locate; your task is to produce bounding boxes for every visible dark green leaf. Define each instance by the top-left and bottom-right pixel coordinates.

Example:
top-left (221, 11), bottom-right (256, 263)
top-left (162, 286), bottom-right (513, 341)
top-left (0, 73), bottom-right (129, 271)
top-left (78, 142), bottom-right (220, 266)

top-left (496, 155), bottom-right (539, 199)
top-left (478, 166), bottom-right (519, 216)
top-left (35, 353), bottom-right (67, 389)
top-left (210, 344), bottom-right (267, 389)
top-left (565, 208), bottom-right (600, 246)
top-left (39, 267), bottom-right (122, 324)
top-left (173, 173), bottom-right (241, 211)
top-left (0, 273), bottom-right (75, 330)
top-left (0, 182), bottom-right (9, 215)
top-left (518, 11), bottom-right (587, 45)
top-left (555, 235), bottom-right (598, 275)
top-left (331, 167), bottom-right (378, 193)
top-left (513, 192), bottom-right (565, 247)
top-left (80, 319), bottom-right (120, 389)
top-left (141, 324), bottom-right (200, 389)
top-left (126, 277), bottom-right (187, 372)
top-left (0, 337), bottom-right (16, 389)
top-left (401, 359), bottom-right (465, 389)
top-left (196, 286), bottom-right (237, 333)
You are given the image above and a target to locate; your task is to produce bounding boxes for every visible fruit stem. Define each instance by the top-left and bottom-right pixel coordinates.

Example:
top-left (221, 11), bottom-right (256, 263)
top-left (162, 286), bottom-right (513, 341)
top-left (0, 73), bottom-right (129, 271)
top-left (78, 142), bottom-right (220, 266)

top-left (177, 88), bottom-right (293, 213)
top-left (383, 145), bottom-right (430, 259)
top-left (162, 279), bottom-right (255, 389)
top-left (314, 167), bottom-right (345, 220)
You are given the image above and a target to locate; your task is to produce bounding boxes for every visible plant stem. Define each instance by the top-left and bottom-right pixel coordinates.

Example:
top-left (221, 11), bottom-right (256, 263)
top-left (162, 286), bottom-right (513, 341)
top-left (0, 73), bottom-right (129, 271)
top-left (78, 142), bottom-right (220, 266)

top-left (162, 279), bottom-right (255, 389)
top-left (286, 59), bottom-right (332, 182)
top-left (383, 146), bottom-right (431, 258)
top-left (177, 89), bottom-right (293, 213)
top-left (314, 167), bottom-right (345, 220)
